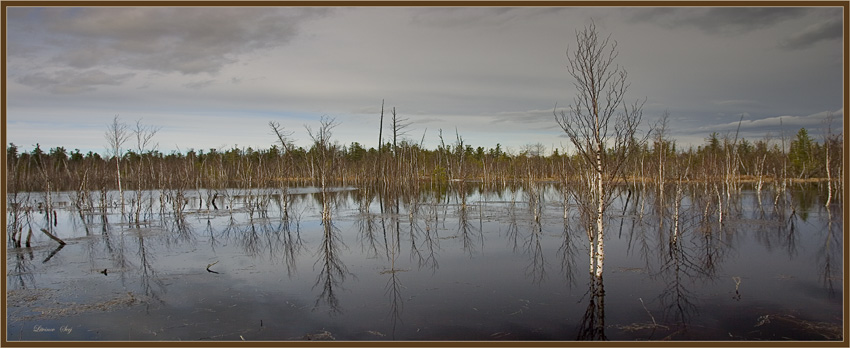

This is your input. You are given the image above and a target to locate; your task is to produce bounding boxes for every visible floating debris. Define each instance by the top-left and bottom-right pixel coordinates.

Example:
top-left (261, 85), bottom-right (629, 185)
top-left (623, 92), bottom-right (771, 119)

top-left (304, 330), bottom-right (335, 340)
top-left (206, 261), bottom-right (220, 274)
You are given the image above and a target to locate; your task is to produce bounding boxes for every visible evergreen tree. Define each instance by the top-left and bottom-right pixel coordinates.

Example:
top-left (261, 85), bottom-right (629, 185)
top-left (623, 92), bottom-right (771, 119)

top-left (789, 128), bottom-right (814, 177)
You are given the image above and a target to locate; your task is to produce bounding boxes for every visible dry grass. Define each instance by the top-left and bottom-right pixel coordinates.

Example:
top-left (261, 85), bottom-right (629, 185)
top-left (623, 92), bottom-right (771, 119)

top-left (768, 314), bottom-right (843, 340)
top-left (615, 322), bottom-right (670, 332)
top-left (7, 289), bottom-right (140, 321)
top-left (303, 330), bottom-right (336, 340)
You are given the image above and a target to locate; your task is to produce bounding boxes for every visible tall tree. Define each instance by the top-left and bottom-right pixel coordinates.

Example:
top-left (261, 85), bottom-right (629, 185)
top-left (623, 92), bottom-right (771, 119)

top-left (105, 115), bottom-right (131, 214)
top-left (554, 21), bottom-right (646, 281)
top-left (132, 119), bottom-right (160, 222)
top-left (789, 127), bottom-right (814, 178)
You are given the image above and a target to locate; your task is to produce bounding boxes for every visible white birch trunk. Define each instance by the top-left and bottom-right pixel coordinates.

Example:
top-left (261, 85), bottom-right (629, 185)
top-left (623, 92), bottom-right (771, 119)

top-left (825, 144), bottom-right (832, 207)
top-left (594, 147), bottom-right (605, 279)
top-left (116, 157), bottom-right (124, 214)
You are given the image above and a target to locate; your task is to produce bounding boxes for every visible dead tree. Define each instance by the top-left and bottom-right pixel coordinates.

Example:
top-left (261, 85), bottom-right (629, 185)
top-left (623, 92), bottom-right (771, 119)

top-left (132, 119), bottom-right (160, 223)
top-left (306, 116), bottom-right (340, 221)
top-left (390, 107), bottom-right (410, 157)
top-left (105, 115), bottom-right (131, 215)
top-left (822, 111), bottom-right (837, 207)
top-left (269, 121), bottom-right (295, 216)
top-left (378, 99), bottom-right (385, 151)
top-left (554, 21), bottom-right (646, 281)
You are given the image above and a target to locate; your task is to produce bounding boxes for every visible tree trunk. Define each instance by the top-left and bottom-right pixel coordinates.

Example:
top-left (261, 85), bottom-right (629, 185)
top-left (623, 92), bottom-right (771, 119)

top-left (595, 164), bottom-right (604, 279)
top-left (116, 156), bottom-right (125, 214)
top-left (825, 144), bottom-right (832, 207)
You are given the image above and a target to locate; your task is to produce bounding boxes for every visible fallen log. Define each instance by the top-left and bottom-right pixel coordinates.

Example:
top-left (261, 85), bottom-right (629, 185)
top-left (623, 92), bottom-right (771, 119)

top-left (40, 228), bottom-right (66, 245)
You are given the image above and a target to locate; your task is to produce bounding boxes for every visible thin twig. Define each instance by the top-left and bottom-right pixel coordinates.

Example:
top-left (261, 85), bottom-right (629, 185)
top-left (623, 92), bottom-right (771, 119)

top-left (207, 261), bottom-right (220, 274)
top-left (639, 297), bottom-right (657, 326)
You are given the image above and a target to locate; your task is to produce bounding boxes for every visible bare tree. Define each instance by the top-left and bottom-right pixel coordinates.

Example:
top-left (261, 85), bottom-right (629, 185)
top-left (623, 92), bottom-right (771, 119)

top-left (821, 111), bottom-right (837, 207)
top-left (134, 119), bottom-right (160, 155)
top-left (390, 107), bottom-right (410, 156)
top-left (132, 119), bottom-right (160, 223)
top-left (269, 121), bottom-right (295, 154)
top-left (306, 116), bottom-right (340, 221)
top-left (105, 115), bottom-right (131, 214)
top-left (554, 21), bottom-right (646, 281)
top-left (378, 99), bottom-right (385, 151)
top-left (269, 121), bottom-right (296, 215)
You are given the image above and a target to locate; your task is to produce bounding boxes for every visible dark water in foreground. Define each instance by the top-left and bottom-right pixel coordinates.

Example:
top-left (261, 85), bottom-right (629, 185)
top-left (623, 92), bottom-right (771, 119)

top-left (6, 183), bottom-right (843, 341)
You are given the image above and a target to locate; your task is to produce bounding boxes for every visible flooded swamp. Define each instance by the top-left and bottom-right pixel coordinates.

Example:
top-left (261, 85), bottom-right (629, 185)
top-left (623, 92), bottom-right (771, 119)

top-left (5, 182), bottom-right (844, 341)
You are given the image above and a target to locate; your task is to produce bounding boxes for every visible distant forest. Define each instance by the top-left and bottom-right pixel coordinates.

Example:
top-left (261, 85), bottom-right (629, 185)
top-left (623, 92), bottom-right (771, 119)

top-left (6, 116), bottom-right (842, 195)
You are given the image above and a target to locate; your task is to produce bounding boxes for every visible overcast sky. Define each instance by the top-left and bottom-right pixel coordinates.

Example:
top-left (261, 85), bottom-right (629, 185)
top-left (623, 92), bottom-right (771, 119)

top-left (5, 5), bottom-right (845, 156)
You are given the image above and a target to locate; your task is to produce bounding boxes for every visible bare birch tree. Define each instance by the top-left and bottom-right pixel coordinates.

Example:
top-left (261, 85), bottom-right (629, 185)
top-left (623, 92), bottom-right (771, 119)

top-left (132, 119), bottom-right (160, 223)
top-left (554, 21), bottom-right (646, 281)
top-left (105, 115), bottom-right (131, 214)
top-left (821, 111), bottom-right (838, 207)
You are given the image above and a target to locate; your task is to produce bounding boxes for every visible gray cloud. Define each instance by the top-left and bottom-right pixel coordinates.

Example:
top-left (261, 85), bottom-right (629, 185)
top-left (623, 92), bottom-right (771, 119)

top-left (490, 109), bottom-right (555, 125)
top-left (692, 109), bottom-right (844, 136)
top-left (16, 69), bottom-right (136, 94)
top-left (411, 7), bottom-right (526, 28)
top-left (779, 17), bottom-right (843, 50)
top-left (629, 7), bottom-right (809, 35)
top-left (20, 7), bottom-right (330, 75)
top-left (183, 79), bottom-right (217, 90)
top-left (712, 99), bottom-right (760, 107)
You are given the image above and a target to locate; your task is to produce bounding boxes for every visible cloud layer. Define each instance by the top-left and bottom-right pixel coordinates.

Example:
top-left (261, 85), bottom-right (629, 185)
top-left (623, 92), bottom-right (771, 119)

top-left (5, 6), bottom-right (844, 154)
top-left (9, 7), bottom-right (329, 75)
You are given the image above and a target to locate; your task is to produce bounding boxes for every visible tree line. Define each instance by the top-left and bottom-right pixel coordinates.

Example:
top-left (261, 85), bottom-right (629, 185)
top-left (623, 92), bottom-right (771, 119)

top-left (6, 119), bottom-right (842, 195)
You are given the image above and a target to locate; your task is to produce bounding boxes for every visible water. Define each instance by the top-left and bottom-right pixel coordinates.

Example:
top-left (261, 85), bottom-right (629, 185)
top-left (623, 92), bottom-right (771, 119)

top-left (5, 183), bottom-right (843, 341)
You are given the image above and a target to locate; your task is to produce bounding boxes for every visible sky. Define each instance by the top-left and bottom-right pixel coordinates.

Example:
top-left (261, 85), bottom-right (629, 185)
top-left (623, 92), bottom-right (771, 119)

top-left (5, 5), bottom-right (845, 156)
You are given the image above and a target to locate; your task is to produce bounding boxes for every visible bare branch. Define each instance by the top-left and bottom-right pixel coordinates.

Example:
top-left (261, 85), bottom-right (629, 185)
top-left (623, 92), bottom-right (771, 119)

top-left (269, 121), bottom-right (294, 153)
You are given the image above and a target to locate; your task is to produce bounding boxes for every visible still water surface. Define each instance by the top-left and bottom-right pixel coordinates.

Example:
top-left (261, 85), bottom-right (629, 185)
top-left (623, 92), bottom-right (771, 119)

top-left (6, 183), bottom-right (843, 341)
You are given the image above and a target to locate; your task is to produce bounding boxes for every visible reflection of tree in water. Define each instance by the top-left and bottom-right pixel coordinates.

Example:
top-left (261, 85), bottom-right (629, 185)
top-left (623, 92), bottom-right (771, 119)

top-left (382, 203), bottom-right (406, 340)
top-left (752, 188), bottom-right (800, 260)
top-left (405, 190), bottom-right (439, 272)
top-left (9, 247), bottom-right (35, 289)
top-left (686, 184), bottom-right (734, 280)
top-left (455, 182), bottom-right (481, 256)
top-left (383, 263), bottom-right (405, 339)
top-left (99, 213), bottom-right (128, 284)
top-left (656, 182), bottom-right (713, 337)
top-left (576, 277), bottom-right (606, 340)
top-left (163, 209), bottom-right (195, 247)
top-left (505, 189), bottom-right (521, 251)
top-left (421, 189), bottom-right (444, 271)
top-left (134, 228), bottom-right (167, 308)
top-left (623, 188), bottom-right (656, 276)
top-left (511, 181), bottom-right (547, 284)
top-left (621, 175), bottom-right (725, 339)
top-left (355, 187), bottom-right (382, 258)
top-left (656, 236), bottom-right (700, 338)
top-left (558, 217), bottom-right (579, 287)
top-left (818, 205), bottom-right (842, 296)
top-left (236, 217), bottom-right (304, 277)
top-left (277, 215), bottom-right (304, 277)
top-left (523, 221), bottom-right (547, 284)
top-left (312, 214), bottom-right (351, 316)
top-left (789, 183), bottom-right (819, 222)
